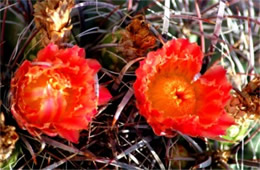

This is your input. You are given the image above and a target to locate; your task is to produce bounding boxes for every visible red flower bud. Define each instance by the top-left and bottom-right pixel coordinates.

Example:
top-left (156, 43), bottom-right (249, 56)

top-left (10, 43), bottom-right (111, 143)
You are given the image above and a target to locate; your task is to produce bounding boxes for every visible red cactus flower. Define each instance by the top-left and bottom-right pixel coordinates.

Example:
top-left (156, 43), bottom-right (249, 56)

top-left (10, 43), bottom-right (111, 143)
top-left (133, 39), bottom-right (234, 138)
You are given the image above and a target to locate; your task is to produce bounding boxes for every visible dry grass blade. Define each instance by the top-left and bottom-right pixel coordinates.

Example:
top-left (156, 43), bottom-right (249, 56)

top-left (192, 156), bottom-right (212, 169)
top-left (178, 132), bottom-right (203, 153)
top-left (95, 158), bottom-right (142, 170)
top-left (20, 136), bottom-right (37, 165)
top-left (0, 2), bottom-right (18, 12)
top-left (230, 159), bottom-right (260, 168)
top-left (10, 27), bottom-right (40, 69)
top-left (143, 138), bottom-right (166, 170)
top-left (8, 20), bottom-right (34, 64)
top-left (112, 57), bottom-right (144, 90)
top-left (112, 89), bottom-right (133, 127)
top-left (127, 0), bottom-right (133, 11)
top-left (209, 0), bottom-right (226, 53)
top-left (89, 43), bottom-right (118, 51)
top-left (195, 0), bottom-right (205, 52)
top-left (0, 0), bottom-right (8, 58)
top-left (42, 153), bottom-right (77, 170)
top-left (247, 0), bottom-right (255, 78)
top-left (116, 136), bottom-right (152, 160)
top-left (173, 156), bottom-right (195, 161)
top-left (162, 0), bottom-right (170, 35)
top-left (41, 136), bottom-right (96, 160)
top-left (72, 1), bottom-right (123, 17)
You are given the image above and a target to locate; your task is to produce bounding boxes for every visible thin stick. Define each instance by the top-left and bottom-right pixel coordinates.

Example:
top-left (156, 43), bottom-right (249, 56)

top-left (201, 0), bottom-right (226, 74)
top-left (0, 0), bottom-right (8, 58)
top-left (195, 0), bottom-right (205, 52)
top-left (10, 28), bottom-right (40, 69)
top-left (162, 0), bottom-right (170, 35)
top-left (112, 89), bottom-right (133, 127)
top-left (209, 0), bottom-right (226, 53)
top-left (247, 0), bottom-right (255, 79)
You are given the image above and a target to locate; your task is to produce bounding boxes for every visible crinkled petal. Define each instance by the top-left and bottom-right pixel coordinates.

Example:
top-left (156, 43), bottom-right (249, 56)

top-left (98, 86), bottom-right (112, 105)
top-left (56, 127), bottom-right (80, 143)
top-left (194, 65), bottom-right (232, 126)
top-left (200, 111), bottom-right (235, 138)
top-left (55, 117), bottom-right (88, 130)
top-left (37, 43), bottom-right (59, 61)
top-left (87, 59), bottom-right (101, 73)
top-left (163, 39), bottom-right (203, 80)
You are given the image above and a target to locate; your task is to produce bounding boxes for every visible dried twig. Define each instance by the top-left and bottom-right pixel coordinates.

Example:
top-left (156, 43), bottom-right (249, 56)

top-left (195, 0), bottom-right (205, 52)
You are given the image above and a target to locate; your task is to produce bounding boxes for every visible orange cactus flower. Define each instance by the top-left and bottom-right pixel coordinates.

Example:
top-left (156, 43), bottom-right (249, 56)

top-left (133, 39), bottom-right (234, 138)
top-left (10, 44), bottom-right (111, 143)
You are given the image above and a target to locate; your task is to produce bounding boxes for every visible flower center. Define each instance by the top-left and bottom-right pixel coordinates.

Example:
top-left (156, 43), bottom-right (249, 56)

top-left (147, 74), bottom-right (196, 118)
top-left (23, 69), bottom-right (70, 122)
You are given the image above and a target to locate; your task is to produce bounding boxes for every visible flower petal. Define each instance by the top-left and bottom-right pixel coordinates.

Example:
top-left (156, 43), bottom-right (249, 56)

top-left (56, 128), bottom-right (80, 143)
top-left (87, 59), bottom-right (101, 73)
top-left (55, 117), bottom-right (88, 130)
top-left (193, 65), bottom-right (232, 126)
top-left (37, 43), bottom-right (58, 62)
top-left (98, 86), bottom-right (112, 105)
top-left (163, 39), bottom-right (203, 80)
